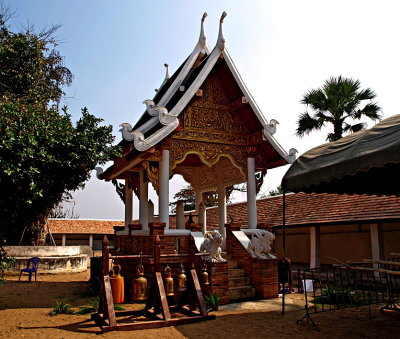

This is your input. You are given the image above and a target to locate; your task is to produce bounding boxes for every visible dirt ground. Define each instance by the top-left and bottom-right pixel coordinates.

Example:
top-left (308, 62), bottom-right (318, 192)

top-left (0, 270), bottom-right (399, 339)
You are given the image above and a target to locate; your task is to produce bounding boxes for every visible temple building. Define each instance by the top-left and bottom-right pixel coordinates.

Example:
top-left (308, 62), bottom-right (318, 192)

top-left (98, 12), bottom-right (296, 238)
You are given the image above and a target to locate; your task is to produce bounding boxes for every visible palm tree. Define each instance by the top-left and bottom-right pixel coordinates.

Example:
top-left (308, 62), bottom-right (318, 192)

top-left (296, 76), bottom-right (381, 142)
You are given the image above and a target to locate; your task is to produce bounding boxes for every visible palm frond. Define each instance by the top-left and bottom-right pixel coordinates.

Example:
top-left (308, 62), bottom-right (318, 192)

top-left (301, 89), bottom-right (328, 112)
top-left (358, 103), bottom-right (382, 120)
top-left (343, 122), bottom-right (366, 133)
top-left (298, 75), bottom-right (380, 142)
top-left (355, 88), bottom-right (376, 101)
top-left (296, 112), bottom-right (323, 137)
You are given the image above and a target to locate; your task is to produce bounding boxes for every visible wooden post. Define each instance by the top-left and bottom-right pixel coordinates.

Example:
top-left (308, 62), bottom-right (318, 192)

top-left (102, 236), bottom-right (110, 277)
top-left (154, 235), bottom-right (161, 273)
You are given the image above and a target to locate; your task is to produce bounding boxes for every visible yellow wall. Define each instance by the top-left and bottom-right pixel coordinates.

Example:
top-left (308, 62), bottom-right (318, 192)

top-left (273, 222), bottom-right (400, 265)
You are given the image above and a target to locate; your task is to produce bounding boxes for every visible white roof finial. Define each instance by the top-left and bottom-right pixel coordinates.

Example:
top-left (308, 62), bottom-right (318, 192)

top-left (164, 63), bottom-right (170, 80)
top-left (198, 12), bottom-right (208, 51)
top-left (217, 12), bottom-right (227, 51)
top-left (158, 63), bottom-right (170, 90)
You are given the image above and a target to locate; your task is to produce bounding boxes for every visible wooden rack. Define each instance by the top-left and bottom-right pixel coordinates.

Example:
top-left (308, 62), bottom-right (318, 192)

top-left (91, 235), bottom-right (215, 332)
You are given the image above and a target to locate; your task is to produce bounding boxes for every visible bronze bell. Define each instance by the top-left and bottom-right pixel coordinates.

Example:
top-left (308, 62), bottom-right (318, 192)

top-left (164, 265), bottom-right (174, 296)
top-left (177, 264), bottom-right (187, 292)
top-left (132, 256), bottom-right (147, 301)
top-left (201, 263), bottom-right (209, 285)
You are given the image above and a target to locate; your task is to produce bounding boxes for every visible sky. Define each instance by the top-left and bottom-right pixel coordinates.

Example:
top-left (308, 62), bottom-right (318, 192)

top-left (9, 0), bottom-right (400, 220)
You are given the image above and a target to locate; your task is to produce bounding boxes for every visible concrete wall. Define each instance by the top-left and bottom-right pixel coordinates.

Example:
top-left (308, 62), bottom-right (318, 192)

top-left (4, 245), bottom-right (81, 256)
top-left (52, 234), bottom-right (114, 250)
top-left (273, 222), bottom-right (400, 265)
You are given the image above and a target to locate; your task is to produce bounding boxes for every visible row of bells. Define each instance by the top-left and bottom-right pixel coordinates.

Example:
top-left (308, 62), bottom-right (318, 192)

top-left (132, 263), bottom-right (209, 301)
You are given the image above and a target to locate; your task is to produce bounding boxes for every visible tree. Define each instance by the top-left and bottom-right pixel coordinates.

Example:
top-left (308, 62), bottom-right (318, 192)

top-left (0, 9), bottom-right (119, 244)
top-left (296, 76), bottom-right (381, 142)
top-left (268, 185), bottom-right (284, 196)
top-left (48, 193), bottom-right (79, 219)
top-left (0, 102), bottom-right (120, 244)
top-left (170, 185), bottom-right (235, 213)
top-left (0, 8), bottom-right (73, 105)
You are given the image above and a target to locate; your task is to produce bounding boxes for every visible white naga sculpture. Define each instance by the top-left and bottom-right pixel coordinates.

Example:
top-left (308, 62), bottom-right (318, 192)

top-left (200, 230), bottom-right (227, 263)
top-left (247, 231), bottom-right (276, 259)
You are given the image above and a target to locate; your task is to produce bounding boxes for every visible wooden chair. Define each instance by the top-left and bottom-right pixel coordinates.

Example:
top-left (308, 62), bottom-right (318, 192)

top-left (19, 257), bottom-right (40, 282)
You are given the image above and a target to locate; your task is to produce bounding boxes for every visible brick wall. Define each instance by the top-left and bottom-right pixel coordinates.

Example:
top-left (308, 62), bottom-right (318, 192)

top-left (207, 261), bottom-right (229, 304)
top-left (226, 223), bottom-right (278, 298)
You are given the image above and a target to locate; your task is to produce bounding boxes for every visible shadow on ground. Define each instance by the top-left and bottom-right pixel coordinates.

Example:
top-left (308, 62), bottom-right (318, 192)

top-left (0, 280), bottom-right (93, 310)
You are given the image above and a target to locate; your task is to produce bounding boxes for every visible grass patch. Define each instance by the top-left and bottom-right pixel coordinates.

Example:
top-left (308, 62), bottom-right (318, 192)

top-left (75, 296), bottom-right (125, 315)
top-left (49, 297), bottom-right (74, 316)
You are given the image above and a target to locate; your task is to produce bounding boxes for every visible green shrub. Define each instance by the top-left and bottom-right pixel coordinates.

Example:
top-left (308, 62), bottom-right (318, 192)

top-left (313, 285), bottom-right (361, 306)
top-left (0, 237), bottom-right (15, 285)
top-left (205, 293), bottom-right (220, 312)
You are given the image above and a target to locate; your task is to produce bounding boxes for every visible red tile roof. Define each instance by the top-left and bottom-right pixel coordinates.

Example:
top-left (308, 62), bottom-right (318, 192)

top-left (47, 193), bottom-right (400, 234)
top-left (48, 219), bottom-right (124, 234)
top-left (205, 192), bottom-right (400, 228)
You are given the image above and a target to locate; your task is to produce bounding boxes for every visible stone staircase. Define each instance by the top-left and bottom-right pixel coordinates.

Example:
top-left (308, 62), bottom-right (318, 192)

top-left (227, 258), bottom-right (256, 302)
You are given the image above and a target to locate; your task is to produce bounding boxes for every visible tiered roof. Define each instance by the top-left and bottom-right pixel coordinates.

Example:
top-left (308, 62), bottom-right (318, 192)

top-left (119, 12), bottom-right (296, 161)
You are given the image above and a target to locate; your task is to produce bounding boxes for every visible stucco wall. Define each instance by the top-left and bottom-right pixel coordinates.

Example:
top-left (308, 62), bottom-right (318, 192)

top-left (273, 222), bottom-right (400, 265)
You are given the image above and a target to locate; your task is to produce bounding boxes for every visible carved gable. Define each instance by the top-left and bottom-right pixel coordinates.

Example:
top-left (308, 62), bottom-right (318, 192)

top-left (180, 71), bottom-right (249, 136)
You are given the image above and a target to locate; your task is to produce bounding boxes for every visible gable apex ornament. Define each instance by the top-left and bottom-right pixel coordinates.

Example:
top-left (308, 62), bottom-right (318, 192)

top-left (199, 12), bottom-right (208, 52)
top-left (217, 12), bottom-right (227, 51)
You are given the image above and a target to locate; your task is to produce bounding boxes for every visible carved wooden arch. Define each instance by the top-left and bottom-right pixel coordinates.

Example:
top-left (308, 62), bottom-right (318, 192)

top-left (169, 138), bottom-right (248, 179)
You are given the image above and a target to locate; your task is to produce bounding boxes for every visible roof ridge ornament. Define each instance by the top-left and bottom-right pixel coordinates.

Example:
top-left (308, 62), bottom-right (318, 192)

top-left (199, 12), bottom-right (208, 52)
top-left (143, 99), bottom-right (158, 117)
top-left (286, 148), bottom-right (298, 163)
top-left (217, 12), bottom-right (227, 51)
top-left (156, 63), bottom-right (170, 91)
top-left (120, 123), bottom-right (149, 149)
top-left (264, 119), bottom-right (279, 136)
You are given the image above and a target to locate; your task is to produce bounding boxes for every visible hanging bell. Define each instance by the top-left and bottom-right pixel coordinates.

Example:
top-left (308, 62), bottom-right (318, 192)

top-left (177, 264), bottom-right (187, 292)
top-left (110, 263), bottom-right (125, 303)
top-left (132, 263), bottom-right (147, 301)
top-left (164, 264), bottom-right (174, 296)
top-left (202, 263), bottom-right (209, 285)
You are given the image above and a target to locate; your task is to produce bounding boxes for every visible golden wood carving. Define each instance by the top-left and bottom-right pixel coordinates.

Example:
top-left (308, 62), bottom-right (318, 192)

top-left (169, 139), bottom-right (247, 177)
top-left (142, 161), bottom-right (160, 194)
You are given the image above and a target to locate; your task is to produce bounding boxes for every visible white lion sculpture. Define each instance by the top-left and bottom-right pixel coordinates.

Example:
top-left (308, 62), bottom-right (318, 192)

top-left (200, 230), bottom-right (227, 263)
top-left (247, 231), bottom-right (276, 259)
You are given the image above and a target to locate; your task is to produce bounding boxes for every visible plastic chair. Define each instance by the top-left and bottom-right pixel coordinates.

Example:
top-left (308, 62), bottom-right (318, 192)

top-left (19, 257), bottom-right (40, 282)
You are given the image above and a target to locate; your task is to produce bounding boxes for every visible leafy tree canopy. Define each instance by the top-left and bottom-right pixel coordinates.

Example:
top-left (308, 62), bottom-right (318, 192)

top-left (0, 102), bottom-right (119, 244)
top-left (296, 76), bottom-right (381, 142)
top-left (170, 185), bottom-right (234, 214)
top-left (0, 11), bottom-right (73, 105)
top-left (0, 8), bottom-right (119, 244)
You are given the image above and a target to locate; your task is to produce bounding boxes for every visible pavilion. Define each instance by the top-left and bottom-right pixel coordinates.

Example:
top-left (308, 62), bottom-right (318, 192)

top-left (98, 12), bottom-right (296, 238)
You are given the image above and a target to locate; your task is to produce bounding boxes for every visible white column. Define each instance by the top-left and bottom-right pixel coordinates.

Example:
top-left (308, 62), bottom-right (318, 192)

top-left (176, 201), bottom-right (185, 229)
top-left (370, 223), bottom-right (383, 274)
top-left (139, 170), bottom-right (149, 230)
top-left (159, 149), bottom-right (170, 228)
top-left (89, 234), bottom-right (93, 248)
top-left (310, 226), bottom-right (321, 268)
top-left (148, 199), bottom-right (154, 223)
top-left (195, 190), bottom-right (206, 233)
top-left (62, 234), bottom-right (66, 246)
top-left (198, 201), bottom-right (206, 234)
top-left (218, 183), bottom-right (227, 248)
top-left (247, 157), bottom-right (257, 229)
top-left (124, 183), bottom-right (133, 230)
